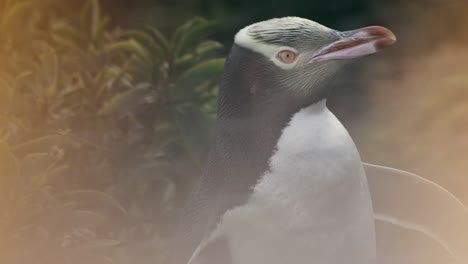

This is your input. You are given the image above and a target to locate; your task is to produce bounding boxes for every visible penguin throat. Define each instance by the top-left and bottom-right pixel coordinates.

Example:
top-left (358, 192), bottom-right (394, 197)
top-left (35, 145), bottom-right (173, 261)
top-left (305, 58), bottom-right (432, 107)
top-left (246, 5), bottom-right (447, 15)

top-left (206, 44), bottom-right (333, 215)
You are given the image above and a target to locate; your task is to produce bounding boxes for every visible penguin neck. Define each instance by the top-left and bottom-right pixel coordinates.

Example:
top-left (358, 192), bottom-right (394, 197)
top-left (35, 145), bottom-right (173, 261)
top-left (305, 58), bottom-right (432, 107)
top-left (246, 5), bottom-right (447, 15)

top-left (207, 44), bottom-right (332, 191)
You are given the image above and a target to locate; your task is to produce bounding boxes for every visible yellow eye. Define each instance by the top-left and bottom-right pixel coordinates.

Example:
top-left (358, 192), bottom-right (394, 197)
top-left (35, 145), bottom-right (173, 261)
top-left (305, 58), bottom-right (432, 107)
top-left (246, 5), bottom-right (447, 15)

top-left (276, 50), bottom-right (298, 64)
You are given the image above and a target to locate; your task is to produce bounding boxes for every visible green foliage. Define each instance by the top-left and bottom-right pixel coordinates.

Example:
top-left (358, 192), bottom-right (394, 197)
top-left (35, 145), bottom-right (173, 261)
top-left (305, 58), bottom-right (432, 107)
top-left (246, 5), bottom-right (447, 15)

top-left (0, 0), bottom-right (225, 263)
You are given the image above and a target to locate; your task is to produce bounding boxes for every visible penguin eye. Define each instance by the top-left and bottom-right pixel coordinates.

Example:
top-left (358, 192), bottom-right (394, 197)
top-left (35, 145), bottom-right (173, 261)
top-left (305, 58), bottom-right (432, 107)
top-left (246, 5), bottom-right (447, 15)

top-left (276, 50), bottom-right (298, 64)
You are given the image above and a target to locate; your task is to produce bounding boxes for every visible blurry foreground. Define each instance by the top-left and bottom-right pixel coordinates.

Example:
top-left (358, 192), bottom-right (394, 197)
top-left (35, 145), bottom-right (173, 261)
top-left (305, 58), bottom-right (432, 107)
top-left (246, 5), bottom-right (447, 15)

top-left (0, 1), bottom-right (223, 263)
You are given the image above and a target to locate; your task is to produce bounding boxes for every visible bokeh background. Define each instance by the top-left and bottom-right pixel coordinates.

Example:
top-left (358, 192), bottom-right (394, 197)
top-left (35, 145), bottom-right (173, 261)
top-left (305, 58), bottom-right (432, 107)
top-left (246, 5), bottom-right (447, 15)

top-left (0, 0), bottom-right (467, 263)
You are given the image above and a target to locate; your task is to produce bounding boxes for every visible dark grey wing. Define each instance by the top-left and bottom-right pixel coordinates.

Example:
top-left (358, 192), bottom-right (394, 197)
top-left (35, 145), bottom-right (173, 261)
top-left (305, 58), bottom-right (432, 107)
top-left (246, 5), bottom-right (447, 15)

top-left (165, 145), bottom-right (262, 264)
top-left (363, 163), bottom-right (468, 264)
top-left (164, 171), bottom-right (238, 264)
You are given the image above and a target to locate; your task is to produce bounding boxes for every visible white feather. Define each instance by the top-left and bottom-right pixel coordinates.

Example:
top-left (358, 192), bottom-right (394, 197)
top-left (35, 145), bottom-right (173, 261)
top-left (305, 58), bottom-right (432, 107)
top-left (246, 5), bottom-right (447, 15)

top-left (234, 17), bottom-right (331, 70)
top-left (189, 100), bottom-right (376, 264)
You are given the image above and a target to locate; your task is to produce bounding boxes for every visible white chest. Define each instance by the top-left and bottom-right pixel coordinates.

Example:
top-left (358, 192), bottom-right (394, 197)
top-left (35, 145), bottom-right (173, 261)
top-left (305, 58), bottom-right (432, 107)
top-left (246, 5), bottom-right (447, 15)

top-left (194, 101), bottom-right (376, 264)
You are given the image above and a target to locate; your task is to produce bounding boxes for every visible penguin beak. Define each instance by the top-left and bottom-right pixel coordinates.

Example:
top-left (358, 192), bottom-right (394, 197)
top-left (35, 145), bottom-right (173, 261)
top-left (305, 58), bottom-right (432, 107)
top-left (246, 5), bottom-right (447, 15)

top-left (307, 26), bottom-right (396, 63)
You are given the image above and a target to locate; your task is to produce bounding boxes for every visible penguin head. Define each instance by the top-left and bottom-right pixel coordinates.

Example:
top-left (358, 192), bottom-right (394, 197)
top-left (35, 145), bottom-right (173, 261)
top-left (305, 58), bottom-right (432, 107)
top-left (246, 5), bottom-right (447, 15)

top-left (226, 17), bottom-right (396, 104)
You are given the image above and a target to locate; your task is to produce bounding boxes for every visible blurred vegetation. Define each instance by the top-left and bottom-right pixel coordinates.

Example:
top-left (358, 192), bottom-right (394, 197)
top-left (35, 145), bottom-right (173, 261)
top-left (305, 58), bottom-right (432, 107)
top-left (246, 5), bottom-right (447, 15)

top-left (0, 0), bottom-right (224, 263)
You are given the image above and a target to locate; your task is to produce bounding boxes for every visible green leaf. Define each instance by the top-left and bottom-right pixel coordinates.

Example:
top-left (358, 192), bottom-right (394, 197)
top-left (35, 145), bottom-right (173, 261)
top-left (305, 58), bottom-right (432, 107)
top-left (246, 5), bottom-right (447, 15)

top-left (126, 56), bottom-right (153, 80)
top-left (174, 54), bottom-right (195, 73)
top-left (192, 81), bottom-right (218, 105)
top-left (15, 71), bottom-right (33, 82)
top-left (124, 30), bottom-right (165, 62)
top-left (96, 67), bottom-right (126, 100)
top-left (170, 17), bottom-right (207, 62)
top-left (52, 25), bottom-right (88, 46)
top-left (146, 25), bottom-right (170, 54)
top-left (172, 58), bottom-right (224, 101)
top-left (2, 1), bottom-right (31, 28)
top-left (175, 20), bottom-right (218, 58)
top-left (39, 46), bottom-right (59, 98)
top-left (94, 15), bottom-right (111, 45)
top-left (89, 0), bottom-right (101, 40)
top-left (51, 33), bottom-right (85, 53)
top-left (179, 58), bottom-right (225, 83)
top-left (108, 39), bottom-right (152, 66)
top-left (80, 0), bottom-right (101, 39)
top-left (196, 40), bottom-right (223, 59)
top-left (98, 85), bottom-right (150, 116)
top-left (170, 18), bottom-right (200, 52)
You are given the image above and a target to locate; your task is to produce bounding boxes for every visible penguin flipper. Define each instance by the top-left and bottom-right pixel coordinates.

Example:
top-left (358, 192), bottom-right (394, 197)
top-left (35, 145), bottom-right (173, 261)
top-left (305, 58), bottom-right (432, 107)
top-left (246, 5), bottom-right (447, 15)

top-left (164, 172), bottom-right (249, 264)
top-left (363, 163), bottom-right (468, 264)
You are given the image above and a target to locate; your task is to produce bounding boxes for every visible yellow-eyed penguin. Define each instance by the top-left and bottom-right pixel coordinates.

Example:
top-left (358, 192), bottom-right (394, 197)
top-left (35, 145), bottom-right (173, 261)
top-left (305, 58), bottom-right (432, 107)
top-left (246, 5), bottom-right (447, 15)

top-left (165, 17), bottom-right (468, 264)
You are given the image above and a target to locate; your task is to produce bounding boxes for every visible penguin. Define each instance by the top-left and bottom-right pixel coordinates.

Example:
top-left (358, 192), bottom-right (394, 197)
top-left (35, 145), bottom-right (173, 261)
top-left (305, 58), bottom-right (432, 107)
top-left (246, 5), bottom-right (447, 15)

top-left (165, 17), bottom-right (468, 264)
